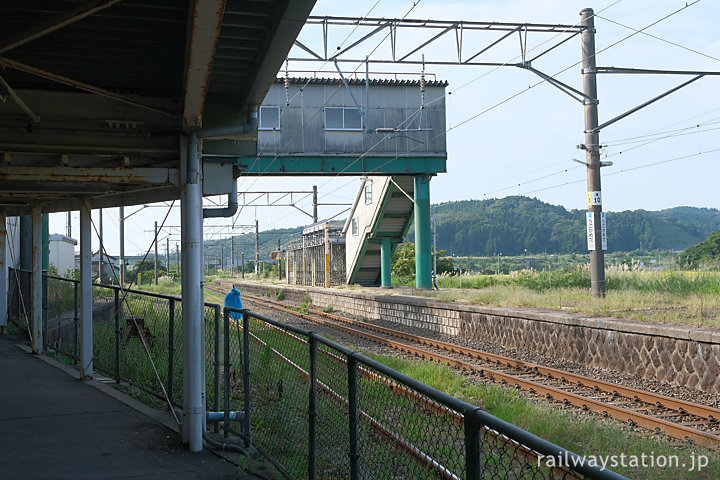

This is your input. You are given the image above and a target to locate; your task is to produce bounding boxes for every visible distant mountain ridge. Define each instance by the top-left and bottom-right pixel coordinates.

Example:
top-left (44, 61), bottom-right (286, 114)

top-left (424, 196), bottom-right (720, 256)
top-left (204, 196), bottom-right (720, 260)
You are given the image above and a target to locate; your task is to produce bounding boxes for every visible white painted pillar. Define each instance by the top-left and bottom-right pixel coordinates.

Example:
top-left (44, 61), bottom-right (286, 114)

top-left (79, 203), bottom-right (93, 376)
top-left (0, 209), bottom-right (7, 332)
top-left (182, 133), bottom-right (204, 452)
top-left (31, 206), bottom-right (43, 353)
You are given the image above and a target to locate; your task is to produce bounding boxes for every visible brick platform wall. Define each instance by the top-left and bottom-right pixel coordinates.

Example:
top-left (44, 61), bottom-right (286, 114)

top-left (232, 282), bottom-right (720, 394)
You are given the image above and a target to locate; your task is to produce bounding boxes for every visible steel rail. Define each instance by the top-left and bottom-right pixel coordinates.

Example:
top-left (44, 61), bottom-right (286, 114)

top-left (213, 290), bottom-right (584, 480)
top-left (230, 288), bottom-right (720, 448)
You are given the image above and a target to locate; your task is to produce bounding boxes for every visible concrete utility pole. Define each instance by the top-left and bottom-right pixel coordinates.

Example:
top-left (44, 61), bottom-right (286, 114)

top-left (119, 206), bottom-right (125, 286)
top-left (154, 221), bottom-right (158, 285)
top-left (67, 211), bottom-right (71, 238)
top-left (241, 252), bottom-right (245, 279)
top-left (580, 8), bottom-right (605, 298)
top-left (278, 237), bottom-right (282, 281)
top-left (175, 242), bottom-right (179, 276)
top-left (166, 238), bottom-right (170, 274)
top-left (254, 220), bottom-right (259, 275)
top-left (230, 236), bottom-right (234, 274)
top-left (220, 245), bottom-right (224, 271)
top-left (312, 185), bottom-right (318, 223)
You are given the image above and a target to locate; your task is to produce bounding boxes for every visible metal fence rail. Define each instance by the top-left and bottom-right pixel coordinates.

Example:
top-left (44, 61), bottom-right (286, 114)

top-left (6, 273), bottom-right (625, 479)
top-left (11, 273), bottom-right (224, 411)
top-left (223, 306), bottom-right (627, 480)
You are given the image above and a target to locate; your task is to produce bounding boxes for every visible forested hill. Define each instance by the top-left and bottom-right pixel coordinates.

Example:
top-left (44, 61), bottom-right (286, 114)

top-left (423, 197), bottom-right (720, 256)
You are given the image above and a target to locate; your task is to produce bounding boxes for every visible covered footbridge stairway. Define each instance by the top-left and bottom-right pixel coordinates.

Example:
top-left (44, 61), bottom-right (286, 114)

top-left (344, 176), bottom-right (415, 286)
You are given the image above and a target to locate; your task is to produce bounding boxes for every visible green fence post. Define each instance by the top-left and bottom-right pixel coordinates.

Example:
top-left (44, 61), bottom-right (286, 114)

top-left (242, 311), bottom-right (251, 450)
top-left (223, 305), bottom-right (230, 439)
top-left (215, 305), bottom-right (221, 434)
top-left (308, 333), bottom-right (318, 480)
top-left (114, 288), bottom-right (120, 383)
top-left (348, 354), bottom-right (359, 480)
top-left (465, 408), bottom-right (482, 480)
top-left (168, 298), bottom-right (175, 406)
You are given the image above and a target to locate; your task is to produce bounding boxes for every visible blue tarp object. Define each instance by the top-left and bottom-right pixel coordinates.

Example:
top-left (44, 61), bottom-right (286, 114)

top-left (224, 286), bottom-right (243, 320)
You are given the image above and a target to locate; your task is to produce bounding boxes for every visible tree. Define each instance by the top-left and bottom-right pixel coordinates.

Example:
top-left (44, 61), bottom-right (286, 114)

top-left (390, 243), bottom-right (455, 280)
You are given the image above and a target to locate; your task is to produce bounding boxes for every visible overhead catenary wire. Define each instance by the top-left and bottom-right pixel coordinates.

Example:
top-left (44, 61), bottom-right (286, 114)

top-left (213, 0), bottom-right (702, 240)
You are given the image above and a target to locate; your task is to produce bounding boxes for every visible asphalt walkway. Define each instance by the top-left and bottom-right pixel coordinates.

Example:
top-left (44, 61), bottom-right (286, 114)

top-left (0, 334), bottom-right (263, 480)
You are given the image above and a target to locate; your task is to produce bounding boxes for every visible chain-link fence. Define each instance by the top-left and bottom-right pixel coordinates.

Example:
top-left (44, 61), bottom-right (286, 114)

top-left (5, 272), bottom-right (624, 479)
top-left (221, 307), bottom-right (626, 480)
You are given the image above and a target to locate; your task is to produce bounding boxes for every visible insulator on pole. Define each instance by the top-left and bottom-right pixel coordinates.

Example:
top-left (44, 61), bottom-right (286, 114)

top-left (284, 58), bottom-right (290, 106)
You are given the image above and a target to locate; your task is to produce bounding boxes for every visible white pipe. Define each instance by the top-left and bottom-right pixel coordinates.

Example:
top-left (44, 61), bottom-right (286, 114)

top-left (79, 203), bottom-right (93, 375)
top-left (31, 205), bottom-right (42, 353)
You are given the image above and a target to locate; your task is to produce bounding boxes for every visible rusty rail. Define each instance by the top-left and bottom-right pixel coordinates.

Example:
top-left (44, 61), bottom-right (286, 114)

top-left (230, 288), bottom-right (720, 448)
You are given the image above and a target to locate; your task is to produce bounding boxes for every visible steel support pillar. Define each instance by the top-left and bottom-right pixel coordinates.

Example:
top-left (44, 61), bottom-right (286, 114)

top-left (182, 133), bottom-right (205, 452)
top-left (42, 213), bottom-right (49, 348)
top-left (580, 8), bottom-right (606, 297)
top-left (414, 175), bottom-right (432, 289)
top-left (20, 215), bottom-right (31, 324)
top-left (0, 209), bottom-right (7, 332)
top-left (380, 238), bottom-right (392, 288)
top-left (79, 203), bottom-right (93, 376)
top-left (30, 206), bottom-right (42, 353)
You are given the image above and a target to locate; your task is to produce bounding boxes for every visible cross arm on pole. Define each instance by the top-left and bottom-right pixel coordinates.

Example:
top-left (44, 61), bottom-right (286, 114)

top-left (591, 74), bottom-right (706, 133)
top-left (519, 64), bottom-right (597, 104)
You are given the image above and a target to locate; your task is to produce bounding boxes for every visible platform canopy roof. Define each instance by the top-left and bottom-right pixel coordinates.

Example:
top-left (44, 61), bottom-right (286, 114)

top-left (0, 0), bottom-right (316, 216)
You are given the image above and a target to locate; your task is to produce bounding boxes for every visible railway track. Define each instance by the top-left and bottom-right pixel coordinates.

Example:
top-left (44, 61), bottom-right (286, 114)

top-left (209, 284), bottom-right (720, 449)
top-left (209, 285), bottom-right (589, 479)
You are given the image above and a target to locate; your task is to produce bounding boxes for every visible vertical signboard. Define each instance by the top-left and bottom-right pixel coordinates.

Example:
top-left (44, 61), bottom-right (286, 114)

top-left (586, 212), bottom-right (595, 251)
top-left (600, 211), bottom-right (607, 251)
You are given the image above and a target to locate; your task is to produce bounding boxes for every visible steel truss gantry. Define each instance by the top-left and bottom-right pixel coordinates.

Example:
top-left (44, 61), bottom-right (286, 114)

top-left (290, 12), bottom-right (720, 297)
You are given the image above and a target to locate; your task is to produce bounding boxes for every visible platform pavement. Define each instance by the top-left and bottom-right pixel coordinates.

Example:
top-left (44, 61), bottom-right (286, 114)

top-left (0, 334), bottom-right (274, 480)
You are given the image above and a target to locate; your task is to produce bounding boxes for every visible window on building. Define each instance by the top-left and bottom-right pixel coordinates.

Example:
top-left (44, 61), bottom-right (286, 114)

top-left (364, 183), bottom-right (372, 205)
top-left (325, 107), bottom-right (362, 131)
top-left (259, 106), bottom-right (280, 130)
top-left (351, 217), bottom-right (359, 236)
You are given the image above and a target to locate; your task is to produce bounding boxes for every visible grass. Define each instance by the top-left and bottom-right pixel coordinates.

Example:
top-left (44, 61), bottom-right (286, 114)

top-left (368, 354), bottom-right (720, 480)
top-left (389, 267), bottom-right (720, 328)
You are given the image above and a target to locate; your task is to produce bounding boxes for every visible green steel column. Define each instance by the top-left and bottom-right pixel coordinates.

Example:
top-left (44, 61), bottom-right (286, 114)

top-left (380, 238), bottom-right (392, 288)
top-left (414, 175), bottom-right (432, 289)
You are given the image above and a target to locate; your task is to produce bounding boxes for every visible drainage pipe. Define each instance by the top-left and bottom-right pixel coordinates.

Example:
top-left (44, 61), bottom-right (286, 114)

top-left (206, 411), bottom-right (244, 423)
top-left (202, 432), bottom-right (248, 455)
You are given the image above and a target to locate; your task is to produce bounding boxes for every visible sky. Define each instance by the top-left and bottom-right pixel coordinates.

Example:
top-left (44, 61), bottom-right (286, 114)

top-left (50, 0), bottom-right (720, 256)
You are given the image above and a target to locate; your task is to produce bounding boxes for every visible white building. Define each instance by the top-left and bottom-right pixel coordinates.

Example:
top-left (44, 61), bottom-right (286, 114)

top-left (49, 234), bottom-right (77, 276)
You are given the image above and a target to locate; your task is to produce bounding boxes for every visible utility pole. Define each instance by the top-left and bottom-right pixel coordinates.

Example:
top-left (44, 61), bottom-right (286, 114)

top-left (119, 206), bottom-right (125, 286)
top-left (220, 245), bottom-right (224, 271)
top-left (312, 185), bottom-right (318, 223)
top-left (581, 8), bottom-right (605, 298)
top-left (175, 242), bottom-right (179, 276)
top-left (278, 237), bottom-right (282, 281)
top-left (98, 208), bottom-right (103, 283)
top-left (154, 221), bottom-right (158, 285)
top-left (166, 238), bottom-right (170, 275)
top-left (254, 220), bottom-right (259, 275)
top-left (66, 211), bottom-right (71, 238)
top-left (241, 252), bottom-right (245, 279)
top-left (432, 216), bottom-right (438, 289)
top-left (230, 236), bottom-right (234, 275)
